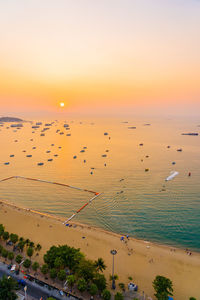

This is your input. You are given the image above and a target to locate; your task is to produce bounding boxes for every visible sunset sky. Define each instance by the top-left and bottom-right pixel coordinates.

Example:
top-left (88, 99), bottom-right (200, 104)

top-left (0, 0), bottom-right (200, 117)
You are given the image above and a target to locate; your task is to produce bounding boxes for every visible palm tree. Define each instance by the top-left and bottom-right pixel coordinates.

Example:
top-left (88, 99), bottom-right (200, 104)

top-left (35, 243), bottom-right (42, 252)
top-left (94, 258), bottom-right (106, 272)
top-left (35, 244), bottom-right (42, 257)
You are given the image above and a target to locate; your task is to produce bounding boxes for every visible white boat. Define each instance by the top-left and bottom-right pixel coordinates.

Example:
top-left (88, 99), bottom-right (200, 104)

top-left (165, 171), bottom-right (179, 181)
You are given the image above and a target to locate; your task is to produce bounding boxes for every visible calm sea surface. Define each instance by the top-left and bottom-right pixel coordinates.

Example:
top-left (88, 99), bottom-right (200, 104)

top-left (0, 117), bottom-right (200, 250)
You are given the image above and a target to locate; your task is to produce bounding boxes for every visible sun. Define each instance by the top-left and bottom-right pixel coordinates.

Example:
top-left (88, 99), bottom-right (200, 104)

top-left (60, 102), bottom-right (65, 108)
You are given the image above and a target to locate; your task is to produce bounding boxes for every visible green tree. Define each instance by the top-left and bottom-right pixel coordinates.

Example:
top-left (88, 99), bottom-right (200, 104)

top-left (114, 292), bottom-right (124, 300)
top-left (57, 270), bottom-right (66, 281)
top-left (0, 244), bottom-right (3, 254)
top-left (23, 259), bottom-right (31, 269)
top-left (47, 298), bottom-right (56, 300)
top-left (3, 231), bottom-right (9, 241)
top-left (8, 252), bottom-right (14, 263)
top-left (15, 254), bottom-right (22, 264)
top-left (29, 241), bottom-right (35, 248)
top-left (17, 241), bottom-right (25, 252)
top-left (2, 248), bottom-right (8, 259)
top-left (27, 247), bottom-right (34, 260)
top-left (189, 298), bottom-right (197, 300)
top-left (41, 264), bottom-right (48, 275)
top-left (50, 268), bottom-right (57, 280)
top-left (9, 234), bottom-right (18, 245)
top-left (0, 224), bottom-right (5, 238)
top-left (0, 275), bottom-right (18, 300)
top-left (43, 245), bottom-right (84, 271)
top-left (54, 257), bottom-right (64, 269)
top-left (32, 262), bottom-right (39, 271)
top-left (93, 273), bottom-right (107, 292)
top-left (94, 258), bottom-right (106, 272)
top-left (102, 289), bottom-right (111, 300)
top-left (67, 275), bottom-right (75, 289)
top-left (119, 283), bottom-right (125, 292)
top-left (35, 243), bottom-right (42, 252)
top-left (90, 283), bottom-right (98, 296)
top-left (77, 259), bottom-right (96, 282)
top-left (128, 276), bottom-right (132, 281)
top-left (109, 274), bottom-right (118, 281)
top-left (153, 275), bottom-right (173, 300)
top-left (77, 278), bottom-right (87, 292)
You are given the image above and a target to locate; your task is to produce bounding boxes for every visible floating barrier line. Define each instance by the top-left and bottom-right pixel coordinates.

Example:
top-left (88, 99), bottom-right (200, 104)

top-left (63, 192), bottom-right (102, 224)
top-left (0, 176), bottom-right (102, 225)
top-left (14, 176), bottom-right (96, 193)
top-left (0, 176), bottom-right (15, 182)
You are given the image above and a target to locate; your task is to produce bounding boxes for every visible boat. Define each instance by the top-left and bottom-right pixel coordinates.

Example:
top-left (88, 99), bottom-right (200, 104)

top-left (165, 171), bottom-right (179, 181)
top-left (181, 133), bottom-right (198, 136)
top-left (26, 155), bottom-right (32, 157)
top-left (37, 162), bottom-right (44, 166)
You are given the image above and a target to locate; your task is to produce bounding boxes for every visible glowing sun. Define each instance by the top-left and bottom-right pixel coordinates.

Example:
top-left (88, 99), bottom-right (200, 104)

top-left (60, 102), bottom-right (65, 108)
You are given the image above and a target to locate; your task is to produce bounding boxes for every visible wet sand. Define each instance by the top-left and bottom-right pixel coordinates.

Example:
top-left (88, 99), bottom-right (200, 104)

top-left (0, 200), bottom-right (200, 299)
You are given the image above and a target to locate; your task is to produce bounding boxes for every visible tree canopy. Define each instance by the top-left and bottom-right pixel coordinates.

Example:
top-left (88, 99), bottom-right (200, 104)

top-left (0, 275), bottom-right (18, 300)
top-left (153, 275), bottom-right (173, 300)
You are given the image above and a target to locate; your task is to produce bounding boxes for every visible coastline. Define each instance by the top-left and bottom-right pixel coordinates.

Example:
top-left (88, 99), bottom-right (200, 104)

top-left (0, 199), bottom-right (200, 299)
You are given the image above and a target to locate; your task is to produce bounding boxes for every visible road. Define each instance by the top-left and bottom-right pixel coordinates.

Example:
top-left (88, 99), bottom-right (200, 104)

top-left (0, 262), bottom-right (76, 300)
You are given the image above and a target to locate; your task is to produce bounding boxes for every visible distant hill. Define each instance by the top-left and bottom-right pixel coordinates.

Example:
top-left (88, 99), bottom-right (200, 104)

top-left (0, 117), bottom-right (24, 122)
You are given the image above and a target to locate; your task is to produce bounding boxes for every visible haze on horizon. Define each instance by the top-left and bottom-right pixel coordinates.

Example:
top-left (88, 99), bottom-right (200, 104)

top-left (0, 0), bottom-right (200, 117)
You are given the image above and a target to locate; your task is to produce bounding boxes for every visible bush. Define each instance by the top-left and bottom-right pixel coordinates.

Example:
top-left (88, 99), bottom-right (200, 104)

top-left (90, 283), bottom-right (98, 296)
top-left (3, 231), bottom-right (9, 241)
top-left (23, 259), bottom-right (31, 269)
top-left (27, 247), bottom-right (34, 259)
top-left (0, 224), bottom-right (5, 237)
top-left (50, 268), bottom-right (57, 279)
top-left (2, 248), bottom-right (8, 258)
top-left (32, 262), bottom-right (40, 271)
top-left (77, 278), bottom-right (87, 292)
top-left (41, 264), bottom-right (48, 275)
top-left (57, 270), bottom-right (66, 281)
top-left (10, 234), bottom-right (18, 244)
top-left (93, 273), bottom-right (107, 291)
top-left (114, 292), bottom-right (124, 300)
top-left (8, 252), bottom-right (14, 262)
top-left (119, 282), bottom-right (125, 292)
top-left (15, 254), bottom-right (22, 264)
top-left (102, 289), bottom-right (111, 300)
top-left (67, 275), bottom-right (75, 288)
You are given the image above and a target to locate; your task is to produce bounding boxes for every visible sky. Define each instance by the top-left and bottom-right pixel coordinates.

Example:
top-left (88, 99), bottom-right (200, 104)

top-left (0, 0), bottom-right (200, 117)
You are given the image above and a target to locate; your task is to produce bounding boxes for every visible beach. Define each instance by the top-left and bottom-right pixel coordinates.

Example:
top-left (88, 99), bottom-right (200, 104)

top-left (0, 200), bottom-right (199, 300)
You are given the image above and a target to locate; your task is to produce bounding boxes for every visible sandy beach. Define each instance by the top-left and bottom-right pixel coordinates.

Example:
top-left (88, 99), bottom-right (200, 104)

top-left (0, 200), bottom-right (199, 300)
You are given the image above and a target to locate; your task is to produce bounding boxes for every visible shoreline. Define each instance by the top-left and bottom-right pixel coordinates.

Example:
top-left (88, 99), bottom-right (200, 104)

top-left (1, 199), bottom-right (200, 299)
top-left (0, 197), bottom-right (197, 254)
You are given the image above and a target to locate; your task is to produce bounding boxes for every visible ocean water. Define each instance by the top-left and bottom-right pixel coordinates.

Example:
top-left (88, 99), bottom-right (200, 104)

top-left (0, 116), bottom-right (200, 251)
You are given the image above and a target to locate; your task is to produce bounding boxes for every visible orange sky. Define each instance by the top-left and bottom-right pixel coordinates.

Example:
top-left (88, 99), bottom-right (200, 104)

top-left (0, 0), bottom-right (200, 116)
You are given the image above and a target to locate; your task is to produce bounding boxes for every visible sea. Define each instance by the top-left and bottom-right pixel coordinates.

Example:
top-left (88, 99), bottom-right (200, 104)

top-left (0, 116), bottom-right (200, 251)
